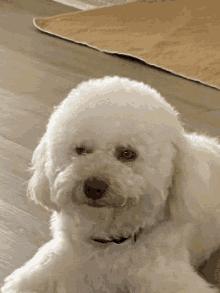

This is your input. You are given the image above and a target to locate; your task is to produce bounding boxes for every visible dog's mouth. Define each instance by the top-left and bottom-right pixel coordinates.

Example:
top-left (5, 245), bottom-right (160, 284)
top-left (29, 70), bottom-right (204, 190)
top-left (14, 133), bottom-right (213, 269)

top-left (92, 227), bottom-right (143, 245)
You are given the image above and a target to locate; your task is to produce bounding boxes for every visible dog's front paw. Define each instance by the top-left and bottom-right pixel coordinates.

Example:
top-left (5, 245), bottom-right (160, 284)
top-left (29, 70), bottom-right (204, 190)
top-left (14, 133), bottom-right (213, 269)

top-left (1, 265), bottom-right (31, 293)
top-left (1, 268), bottom-right (56, 293)
top-left (1, 240), bottom-right (64, 293)
top-left (130, 261), bottom-right (218, 293)
top-left (1, 279), bottom-right (28, 293)
top-left (129, 222), bottom-right (219, 293)
top-left (1, 265), bottom-right (55, 293)
top-left (1, 269), bottom-right (33, 293)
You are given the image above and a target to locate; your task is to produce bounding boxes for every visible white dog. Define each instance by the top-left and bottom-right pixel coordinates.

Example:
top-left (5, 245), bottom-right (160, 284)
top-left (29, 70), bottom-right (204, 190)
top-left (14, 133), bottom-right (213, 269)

top-left (2, 76), bottom-right (220, 293)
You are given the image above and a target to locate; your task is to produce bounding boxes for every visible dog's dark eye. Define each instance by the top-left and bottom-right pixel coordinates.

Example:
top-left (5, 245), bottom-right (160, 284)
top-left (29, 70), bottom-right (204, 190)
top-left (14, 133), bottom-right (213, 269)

top-left (75, 147), bottom-right (92, 156)
top-left (116, 147), bottom-right (137, 162)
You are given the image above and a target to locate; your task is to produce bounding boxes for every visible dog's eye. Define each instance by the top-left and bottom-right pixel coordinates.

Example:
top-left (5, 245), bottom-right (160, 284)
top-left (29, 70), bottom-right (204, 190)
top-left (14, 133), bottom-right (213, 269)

top-left (116, 147), bottom-right (137, 162)
top-left (75, 147), bottom-right (92, 156)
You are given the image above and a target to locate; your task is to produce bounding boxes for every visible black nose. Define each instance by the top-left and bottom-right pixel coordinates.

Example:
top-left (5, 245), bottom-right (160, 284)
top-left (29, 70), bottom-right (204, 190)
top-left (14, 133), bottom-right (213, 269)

top-left (83, 177), bottom-right (108, 200)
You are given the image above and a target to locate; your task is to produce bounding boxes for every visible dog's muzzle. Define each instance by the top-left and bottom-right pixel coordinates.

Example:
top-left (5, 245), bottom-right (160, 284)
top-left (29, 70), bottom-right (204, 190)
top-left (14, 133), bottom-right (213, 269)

top-left (83, 177), bottom-right (108, 200)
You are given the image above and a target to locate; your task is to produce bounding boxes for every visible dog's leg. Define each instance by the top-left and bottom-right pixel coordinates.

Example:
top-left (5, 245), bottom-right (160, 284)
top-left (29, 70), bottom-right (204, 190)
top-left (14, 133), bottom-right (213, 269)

top-left (136, 259), bottom-right (217, 293)
top-left (129, 222), bottom-right (218, 293)
top-left (1, 239), bottom-right (73, 293)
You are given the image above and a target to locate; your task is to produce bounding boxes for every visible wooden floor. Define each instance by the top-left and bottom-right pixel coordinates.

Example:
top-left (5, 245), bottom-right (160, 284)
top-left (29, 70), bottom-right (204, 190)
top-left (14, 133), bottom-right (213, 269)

top-left (0, 0), bottom-right (220, 288)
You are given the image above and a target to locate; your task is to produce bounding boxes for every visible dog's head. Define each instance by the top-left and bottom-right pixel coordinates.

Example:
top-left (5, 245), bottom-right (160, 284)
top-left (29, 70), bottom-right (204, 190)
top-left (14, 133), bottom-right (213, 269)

top-left (28, 77), bottom-right (209, 245)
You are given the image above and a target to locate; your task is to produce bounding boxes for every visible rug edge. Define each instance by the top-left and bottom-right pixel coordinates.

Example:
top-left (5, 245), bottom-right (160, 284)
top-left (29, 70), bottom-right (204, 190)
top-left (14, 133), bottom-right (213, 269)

top-left (33, 17), bottom-right (220, 91)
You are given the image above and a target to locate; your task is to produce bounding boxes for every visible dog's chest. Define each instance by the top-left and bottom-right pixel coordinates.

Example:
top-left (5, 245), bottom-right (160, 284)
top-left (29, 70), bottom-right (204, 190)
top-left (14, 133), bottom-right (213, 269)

top-left (69, 242), bottom-right (148, 293)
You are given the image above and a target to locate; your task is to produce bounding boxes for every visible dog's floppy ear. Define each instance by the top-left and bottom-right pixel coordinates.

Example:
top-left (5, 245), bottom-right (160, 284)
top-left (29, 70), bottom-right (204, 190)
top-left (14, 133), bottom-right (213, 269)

top-left (27, 134), bottom-right (60, 212)
top-left (169, 131), bottom-right (211, 224)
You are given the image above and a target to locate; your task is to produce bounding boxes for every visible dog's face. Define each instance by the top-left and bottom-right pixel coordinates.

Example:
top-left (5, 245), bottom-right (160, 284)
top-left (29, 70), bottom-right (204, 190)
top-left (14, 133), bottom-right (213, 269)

top-left (29, 77), bottom-right (182, 245)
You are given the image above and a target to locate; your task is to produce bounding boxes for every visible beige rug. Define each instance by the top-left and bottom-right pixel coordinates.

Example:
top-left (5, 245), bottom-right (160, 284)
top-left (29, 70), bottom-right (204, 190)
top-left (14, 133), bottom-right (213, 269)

top-left (34, 0), bottom-right (220, 89)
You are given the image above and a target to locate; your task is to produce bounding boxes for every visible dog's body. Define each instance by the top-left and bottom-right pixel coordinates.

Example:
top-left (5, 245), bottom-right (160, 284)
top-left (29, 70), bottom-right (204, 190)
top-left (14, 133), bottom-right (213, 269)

top-left (2, 77), bottom-right (220, 293)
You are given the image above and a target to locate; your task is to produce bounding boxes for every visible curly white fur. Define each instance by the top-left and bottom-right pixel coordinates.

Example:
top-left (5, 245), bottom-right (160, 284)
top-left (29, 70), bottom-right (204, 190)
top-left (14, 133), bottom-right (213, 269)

top-left (2, 76), bottom-right (220, 293)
